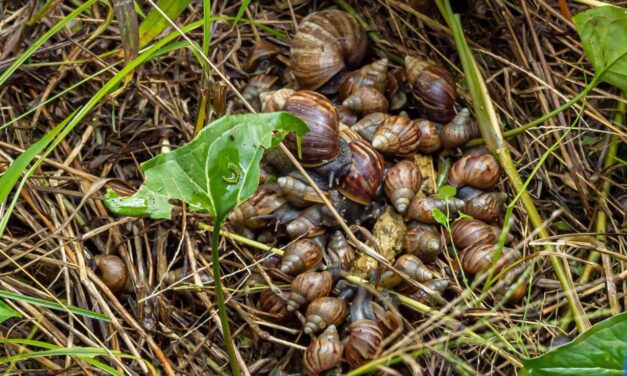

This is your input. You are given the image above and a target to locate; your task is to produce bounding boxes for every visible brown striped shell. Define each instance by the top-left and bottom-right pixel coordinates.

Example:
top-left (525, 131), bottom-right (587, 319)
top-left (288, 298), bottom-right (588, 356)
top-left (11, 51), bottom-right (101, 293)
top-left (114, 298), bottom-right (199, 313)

top-left (243, 40), bottom-right (279, 73)
top-left (405, 193), bottom-right (465, 223)
top-left (280, 239), bottom-right (324, 275)
top-left (384, 160), bottom-right (422, 213)
top-left (339, 58), bottom-right (389, 99)
top-left (415, 119), bottom-right (442, 154)
top-left (326, 230), bottom-right (356, 270)
top-left (405, 56), bottom-right (457, 123)
top-left (304, 297), bottom-right (349, 334)
top-left (460, 245), bottom-right (522, 275)
top-left (344, 319), bottom-right (383, 368)
top-left (464, 191), bottom-right (507, 223)
top-left (287, 271), bottom-right (334, 312)
top-left (342, 87), bottom-right (389, 115)
top-left (451, 219), bottom-right (498, 249)
top-left (448, 153), bottom-right (501, 189)
top-left (371, 115), bottom-right (422, 156)
top-left (260, 88), bottom-right (295, 112)
top-left (351, 112), bottom-right (388, 142)
top-left (403, 223), bottom-right (442, 261)
top-left (304, 325), bottom-right (343, 375)
top-left (441, 108), bottom-right (480, 149)
top-left (338, 140), bottom-right (385, 205)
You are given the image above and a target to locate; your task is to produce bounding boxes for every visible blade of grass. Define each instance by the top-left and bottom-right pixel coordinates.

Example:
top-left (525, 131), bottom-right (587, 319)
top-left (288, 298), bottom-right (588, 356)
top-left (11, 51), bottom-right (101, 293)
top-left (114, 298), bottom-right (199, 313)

top-left (0, 291), bottom-right (109, 321)
top-left (435, 0), bottom-right (591, 332)
top-left (112, 0), bottom-right (139, 64)
top-left (234, 0), bottom-right (251, 25)
top-left (138, 0), bottom-right (192, 47)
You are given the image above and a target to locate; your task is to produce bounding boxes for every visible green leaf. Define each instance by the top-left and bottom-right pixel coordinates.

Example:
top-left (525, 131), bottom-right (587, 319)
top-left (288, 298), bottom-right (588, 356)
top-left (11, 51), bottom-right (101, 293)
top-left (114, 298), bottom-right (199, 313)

top-left (439, 185), bottom-right (457, 200)
top-left (104, 112), bottom-right (308, 221)
top-left (0, 291), bottom-right (109, 322)
top-left (522, 311), bottom-right (627, 375)
top-left (138, 0), bottom-right (193, 48)
top-left (432, 207), bottom-right (448, 226)
top-left (573, 6), bottom-right (627, 92)
top-left (0, 301), bottom-right (20, 324)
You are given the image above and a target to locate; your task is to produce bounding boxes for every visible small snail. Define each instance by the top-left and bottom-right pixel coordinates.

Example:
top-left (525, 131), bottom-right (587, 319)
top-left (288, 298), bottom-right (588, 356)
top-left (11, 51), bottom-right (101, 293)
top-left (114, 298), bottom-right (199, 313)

top-left (304, 296), bottom-right (349, 334)
top-left (280, 239), bottom-right (324, 275)
top-left (351, 112), bottom-right (388, 142)
top-left (228, 185), bottom-right (286, 230)
top-left (448, 153), bottom-right (501, 189)
top-left (384, 160), bottom-right (422, 213)
top-left (441, 108), bottom-right (480, 149)
top-left (451, 219), bottom-right (498, 249)
top-left (463, 191), bottom-right (507, 223)
top-left (286, 205), bottom-right (335, 238)
top-left (164, 267), bottom-right (212, 287)
top-left (287, 271), bottom-right (334, 312)
top-left (403, 223), bottom-right (442, 261)
top-left (494, 263), bottom-right (528, 301)
top-left (405, 56), bottom-right (456, 123)
top-left (283, 90), bottom-right (340, 167)
top-left (339, 123), bottom-right (365, 143)
top-left (344, 319), bottom-right (383, 368)
top-left (339, 58), bottom-right (389, 99)
top-left (326, 230), bottom-right (356, 270)
top-left (405, 193), bottom-right (465, 223)
top-left (303, 325), bottom-right (343, 375)
top-left (242, 74), bottom-right (279, 111)
top-left (94, 255), bottom-right (131, 293)
top-left (336, 105), bottom-right (358, 126)
top-left (259, 289), bottom-right (293, 323)
top-left (371, 115), bottom-right (422, 156)
top-left (380, 254), bottom-right (434, 292)
top-left (277, 176), bottom-right (326, 209)
top-left (342, 87), bottom-right (389, 115)
top-left (415, 119), bottom-right (442, 154)
top-left (460, 244), bottom-right (522, 275)
top-left (410, 278), bottom-right (449, 305)
top-left (291, 10), bottom-right (367, 91)
top-left (243, 40), bottom-right (279, 73)
top-left (260, 88), bottom-right (295, 112)
top-left (338, 140), bottom-right (385, 205)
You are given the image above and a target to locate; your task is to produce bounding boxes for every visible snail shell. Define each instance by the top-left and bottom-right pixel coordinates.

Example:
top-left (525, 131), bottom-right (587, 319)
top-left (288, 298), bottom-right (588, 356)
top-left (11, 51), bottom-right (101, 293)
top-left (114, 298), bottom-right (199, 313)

top-left (287, 271), bottom-right (334, 312)
top-left (461, 244), bottom-right (522, 275)
top-left (403, 223), bottom-right (442, 261)
top-left (372, 302), bottom-right (403, 336)
top-left (304, 296), bottom-right (349, 334)
top-left (342, 87), bottom-right (389, 115)
top-left (339, 123), bottom-right (365, 143)
top-left (344, 319), bottom-right (383, 368)
top-left (280, 239), bottom-right (324, 275)
top-left (384, 160), bottom-right (422, 213)
top-left (259, 289), bottom-right (293, 323)
top-left (260, 88), bottom-right (295, 112)
top-left (448, 153), bottom-right (501, 189)
top-left (441, 108), bottom-right (480, 149)
top-left (242, 75), bottom-right (279, 111)
top-left (291, 10), bottom-right (367, 91)
top-left (339, 58), bottom-right (389, 99)
top-left (371, 115), bottom-right (422, 156)
top-left (243, 40), bottom-right (279, 73)
top-left (410, 278), bottom-right (449, 305)
top-left (415, 119), bottom-right (442, 154)
top-left (405, 56), bottom-right (456, 123)
top-left (286, 205), bottom-right (334, 238)
top-left (380, 254), bottom-right (434, 292)
top-left (405, 193), bottom-right (465, 223)
top-left (464, 191), bottom-right (507, 223)
top-left (95, 255), bottom-right (131, 293)
top-left (451, 219), bottom-right (498, 249)
top-left (326, 230), bottom-right (356, 270)
top-left (304, 325), bottom-right (343, 376)
top-left (277, 176), bottom-right (326, 209)
top-left (495, 263), bottom-right (528, 301)
top-left (351, 112), bottom-right (388, 142)
top-left (338, 140), bottom-right (385, 205)
top-left (336, 105), bottom-right (358, 126)
top-left (228, 185), bottom-right (286, 229)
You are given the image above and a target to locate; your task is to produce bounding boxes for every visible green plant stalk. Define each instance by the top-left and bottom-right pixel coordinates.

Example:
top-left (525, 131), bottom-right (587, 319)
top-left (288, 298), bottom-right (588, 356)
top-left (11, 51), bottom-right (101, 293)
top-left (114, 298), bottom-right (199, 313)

top-left (436, 0), bottom-right (590, 332)
top-left (210, 221), bottom-right (240, 376)
top-left (579, 95), bottom-right (624, 284)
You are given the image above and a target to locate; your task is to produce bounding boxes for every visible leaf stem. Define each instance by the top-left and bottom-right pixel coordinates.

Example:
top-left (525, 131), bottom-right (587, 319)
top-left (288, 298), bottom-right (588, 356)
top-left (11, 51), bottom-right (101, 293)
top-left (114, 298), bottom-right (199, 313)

top-left (210, 221), bottom-right (240, 376)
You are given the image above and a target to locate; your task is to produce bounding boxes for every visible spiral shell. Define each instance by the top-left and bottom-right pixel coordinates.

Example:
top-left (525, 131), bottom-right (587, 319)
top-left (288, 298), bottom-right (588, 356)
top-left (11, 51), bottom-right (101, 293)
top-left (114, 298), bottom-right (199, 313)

top-left (304, 325), bottom-right (343, 375)
top-left (260, 88), bottom-right (295, 112)
top-left (351, 112), bottom-right (388, 142)
top-left (451, 219), bottom-right (498, 249)
top-left (277, 176), bottom-right (326, 209)
top-left (415, 119), bottom-right (442, 154)
top-left (441, 108), bottom-right (480, 149)
top-left (259, 289), bottom-right (293, 323)
top-left (342, 87), bottom-right (389, 115)
top-left (228, 185), bottom-right (286, 229)
top-left (410, 278), bottom-right (449, 305)
top-left (384, 160), bottom-right (422, 213)
top-left (286, 205), bottom-right (333, 238)
top-left (304, 297), bottom-right (349, 334)
top-left (464, 191), bottom-right (507, 223)
top-left (448, 153), bottom-right (501, 189)
top-left (287, 271), bottom-right (333, 312)
top-left (339, 58), bottom-right (389, 99)
top-left (326, 230), bottom-right (356, 270)
top-left (405, 56), bottom-right (456, 123)
top-left (403, 223), bottom-right (442, 261)
top-left (344, 319), bottom-right (383, 368)
top-left (280, 239), bottom-right (324, 275)
top-left (461, 245), bottom-right (521, 275)
top-left (243, 41), bottom-right (279, 73)
top-left (405, 193), bottom-right (465, 223)
top-left (242, 75), bottom-right (279, 111)
top-left (371, 116), bottom-right (422, 156)
top-left (95, 255), bottom-right (130, 293)
top-left (336, 105), bottom-right (358, 126)
top-left (380, 254), bottom-right (434, 292)
top-left (291, 10), bottom-right (367, 90)
top-left (282, 91), bottom-right (340, 167)
top-left (338, 140), bottom-right (385, 205)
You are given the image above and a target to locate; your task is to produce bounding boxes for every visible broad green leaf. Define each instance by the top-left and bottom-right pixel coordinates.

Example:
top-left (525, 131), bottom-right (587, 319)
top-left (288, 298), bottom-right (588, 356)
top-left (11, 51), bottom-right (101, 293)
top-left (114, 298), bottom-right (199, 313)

top-left (104, 112), bottom-right (308, 221)
top-left (573, 6), bottom-right (627, 92)
top-left (522, 311), bottom-right (627, 375)
top-left (0, 301), bottom-right (20, 324)
top-left (139, 0), bottom-right (193, 47)
top-left (439, 185), bottom-right (457, 200)
top-left (432, 207), bottom-right (448, 226)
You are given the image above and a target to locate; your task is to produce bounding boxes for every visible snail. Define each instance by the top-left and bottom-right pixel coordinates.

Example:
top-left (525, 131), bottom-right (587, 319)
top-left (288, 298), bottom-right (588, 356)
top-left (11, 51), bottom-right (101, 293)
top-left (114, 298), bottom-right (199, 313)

top-left (336, 105), bottom-right (358, 126)
top-left (350, 285), bottom-right (402, 336)
top-left (286, 205), bottom-right (335, 238)
top-left (409, 278), bottom-right (449, 305)
top-left (342, 87), bottom-right (389, 115)
top-left (384, 160), bottom-right (422, 213)
top-left (494, 263), bottom-right (528, 301)
top-left (415, 119), bottom-right (442, 154)
top-left (339, 58), bottom-right (389, 99)
top-left (460, 244), bottom-right (522, 275)
top-left (304, 296), bottom-right (349, 334)
top-left (463, 191), bottom-right (508, 223)
top-left (287, 271), bottom-right (334, 312)
top-left (291, 10), bottom-right (367, 91)
top-left (283, 90), bottom-right (340, 167)
top-left (339, 123), bottom-right (365, 143)
top-left (280, 239), bottom-right (324, 275)
top-left (441, 108), bottom-right (480, 149)
top-left (260, 88), bottom-right (295, 112)
top-left (242, 74), bottom-right (279, 111)
top-left (259, 289), bottom-right (293, 323)
top-left (94, 255), bottom-right (131, 293)
top-left (451, 219), bottom-right (499, 249)
top-left (326, 230), bottom-right (356, 270)
top-left (405, 56), bottom-right (456, 123)
top-left (380, 254), bottom-right (434, 292)
top-left (405, 193), bottom-right (465, 223)
top-left (351, 112), bottom-right (388, 142)
top-left (228, 185), bottom-right (286, 230)
top-left (371, 115), bottom-right (422, 156)
top-left (344, 319), bottom-right (383, 368)
top-left (385, 67), bottom-right (408, 110)
top-left (312, 138), bottom-right (354, 189)
top-left (243, 40), bottom-right (280, 73)
top-left (303, 325), bottom-right (343, 375)
top-left (403, 223), bottom-right (442, 261)
top-left (448, 153), bottom-right (501, 189)
top-left (277, 176), bottom-right (327, 209)
top-left (338, 140), bottom-right (385, 205)
top-left (164, 267), bottom-right (212, 287)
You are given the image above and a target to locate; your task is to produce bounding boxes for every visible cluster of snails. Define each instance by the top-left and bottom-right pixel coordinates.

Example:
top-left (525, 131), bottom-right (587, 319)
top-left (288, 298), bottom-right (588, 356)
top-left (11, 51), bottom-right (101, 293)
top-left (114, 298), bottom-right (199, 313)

top-left (229, 9), bottom-right (534, 374)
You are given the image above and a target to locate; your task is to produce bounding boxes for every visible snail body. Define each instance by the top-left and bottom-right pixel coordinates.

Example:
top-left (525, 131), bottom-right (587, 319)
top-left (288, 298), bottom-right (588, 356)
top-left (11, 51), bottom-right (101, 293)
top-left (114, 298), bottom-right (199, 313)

top-left (280, 239), bottom-right (324, 275)
top-left (304, 325), bottom-right (343, 375)
top-left (291, 10), bottom-right (367, 91)
top-left (384, 160), bottom-right (422, 213)
top-left (405, 56), bottom-right (456, 122)
top-left (448, 153), bottom-right (501, 189)
top-left (287, 271), bottom-right (334, 312)
top-left (371, 116), bottom-right (422, 156)
top-left (351, 112), bottom-right (388, 142)
top-left (304, 296), bottom-right (349, 334)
